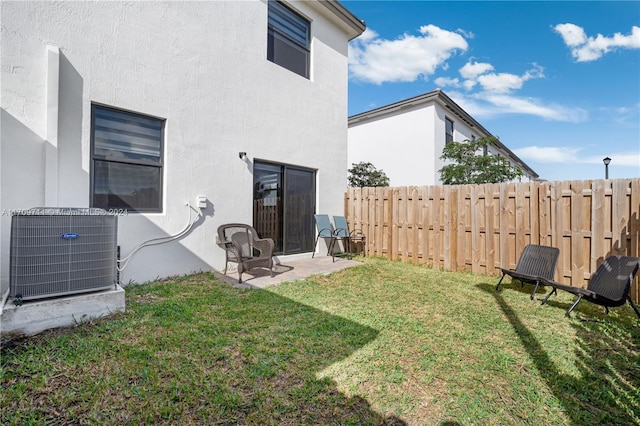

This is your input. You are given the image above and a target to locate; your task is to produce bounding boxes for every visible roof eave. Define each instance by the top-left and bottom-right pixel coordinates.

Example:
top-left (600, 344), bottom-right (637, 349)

top-left (348, 89), bottom-right (539, 178)
top-left (318, 0), bottom-right (366, 40)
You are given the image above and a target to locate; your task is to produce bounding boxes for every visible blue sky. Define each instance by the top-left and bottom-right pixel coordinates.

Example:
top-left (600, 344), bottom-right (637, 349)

top-left (343, 1), bottom-right (640, 182)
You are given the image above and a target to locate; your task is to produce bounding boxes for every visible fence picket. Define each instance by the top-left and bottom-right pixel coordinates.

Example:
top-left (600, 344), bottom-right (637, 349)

top-left (344, 178), bottom-right (639, 302)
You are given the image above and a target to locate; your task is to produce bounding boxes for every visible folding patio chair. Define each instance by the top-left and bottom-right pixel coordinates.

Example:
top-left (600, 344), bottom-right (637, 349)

top-left (540, 255), bottom-right (640, 318)
top-left (495, 244), bottom-right (560, 300)
top-left (312, 214), bottom-right (337, 260)
top-left (333, 215), bottom-right (366, 258)
top-left (217, 223), bottom-right (274, 283)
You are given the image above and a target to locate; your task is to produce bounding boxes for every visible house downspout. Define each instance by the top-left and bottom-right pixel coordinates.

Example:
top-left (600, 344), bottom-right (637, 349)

top-left (44, 45), bottom-right (59, 207)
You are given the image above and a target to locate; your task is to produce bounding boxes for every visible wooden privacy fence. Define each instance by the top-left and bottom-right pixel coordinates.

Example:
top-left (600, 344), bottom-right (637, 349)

top-left (345, 178), bottom-right (640, 303)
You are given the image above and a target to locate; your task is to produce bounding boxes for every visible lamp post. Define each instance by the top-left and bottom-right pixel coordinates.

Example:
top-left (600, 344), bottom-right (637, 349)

top-left (603, 157), bottom-right (611, 179)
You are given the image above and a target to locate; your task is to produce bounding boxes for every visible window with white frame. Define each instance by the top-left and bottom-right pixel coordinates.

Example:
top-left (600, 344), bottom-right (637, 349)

top-left (445, 118), bottom-right (454, 144)
top-left (91, 104), bottom-right (164, 213)
top-left (267, 0), bottom-right (310, 78)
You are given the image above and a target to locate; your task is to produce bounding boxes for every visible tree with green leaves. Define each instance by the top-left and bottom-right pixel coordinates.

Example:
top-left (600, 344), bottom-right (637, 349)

top-left (348, 161), bottom-right (390, 187)
top-left (439, 136), bottom-right (523, 185)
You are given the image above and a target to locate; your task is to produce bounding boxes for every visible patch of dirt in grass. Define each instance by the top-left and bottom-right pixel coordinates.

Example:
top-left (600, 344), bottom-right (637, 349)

top-left (133, 293), bottom-right (159, 304)
top-left (395, 375), bottom-right (448, 423)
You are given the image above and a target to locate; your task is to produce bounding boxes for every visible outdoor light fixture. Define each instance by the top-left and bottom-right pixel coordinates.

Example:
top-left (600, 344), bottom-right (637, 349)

top-left (603, 157), bottom-right (611, 179)
top-left (239, 152), bottom-right (247, 160)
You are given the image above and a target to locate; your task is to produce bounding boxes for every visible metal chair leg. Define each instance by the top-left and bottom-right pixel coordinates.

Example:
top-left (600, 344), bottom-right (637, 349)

top-left (327, 237), bottom-right (337, 262)
top-left (312, 235), bottom-right (320, 258)
top-left (530, 281), bottom-right (540, 300)
top-left (566, 295), bottom-right (583, 317)
top-left (540, 288), bottom-right (557, 305)
top-left (495, 274), bottom-right (506, 291)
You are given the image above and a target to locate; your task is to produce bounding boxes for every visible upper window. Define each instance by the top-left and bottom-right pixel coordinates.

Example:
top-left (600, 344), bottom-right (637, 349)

top-left (91, 105), bottom-right (164, 213)
top-left (445, 118), bottom-right (454, 144)
top-left (267, 0), bottom-right (310, 78)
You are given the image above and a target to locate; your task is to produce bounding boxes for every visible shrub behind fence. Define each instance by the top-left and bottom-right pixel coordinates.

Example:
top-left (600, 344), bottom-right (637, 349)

top-left (345, 178), bottom-right (640, 303)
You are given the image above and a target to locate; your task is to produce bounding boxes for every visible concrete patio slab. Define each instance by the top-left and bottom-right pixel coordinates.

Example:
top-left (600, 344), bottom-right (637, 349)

top-left (214, 255), bottom-right (362, 289)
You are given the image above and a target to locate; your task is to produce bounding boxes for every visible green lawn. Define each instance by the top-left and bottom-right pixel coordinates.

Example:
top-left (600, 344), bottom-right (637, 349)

top-left (2, 257), bottom-right (639, 425)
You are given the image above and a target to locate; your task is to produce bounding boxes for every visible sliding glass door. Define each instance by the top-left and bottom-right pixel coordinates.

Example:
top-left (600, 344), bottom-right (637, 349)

top-left (253, 161), bottom-right (315, 255)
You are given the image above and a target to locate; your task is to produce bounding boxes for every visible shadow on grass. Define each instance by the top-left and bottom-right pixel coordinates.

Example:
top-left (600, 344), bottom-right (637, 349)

top-left (1, 273), bottom-right (405, 425)
top-left (478, 282), bottom-right (640, 425)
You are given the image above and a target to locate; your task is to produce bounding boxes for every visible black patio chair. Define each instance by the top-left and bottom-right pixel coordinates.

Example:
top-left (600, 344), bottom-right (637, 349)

top-left (540, 255), bottom-right (640, 318)
top-left (495, 244), bottom-right (560, 300)
top-left (217, 223), bottom-right (274, 283)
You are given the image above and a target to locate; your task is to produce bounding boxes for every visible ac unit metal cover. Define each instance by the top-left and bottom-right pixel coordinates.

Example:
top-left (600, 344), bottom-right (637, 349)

top-left (10, 208), bottom-right (118, 301)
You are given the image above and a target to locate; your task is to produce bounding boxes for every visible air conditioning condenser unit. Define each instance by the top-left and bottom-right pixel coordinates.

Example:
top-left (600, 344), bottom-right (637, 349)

top-left (9, 208), bottom-right (118, 304)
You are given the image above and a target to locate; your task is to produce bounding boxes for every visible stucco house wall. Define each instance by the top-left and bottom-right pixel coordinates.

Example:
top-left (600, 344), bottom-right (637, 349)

top-left (1, 0), bottom-right (364, 294)
top-left (348, 89), bottom-right (538, 186)
top-left (347, 106), bottom-right (437, 188)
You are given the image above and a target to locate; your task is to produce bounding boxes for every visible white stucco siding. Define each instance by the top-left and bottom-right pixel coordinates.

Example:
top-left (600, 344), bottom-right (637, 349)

top-left (252, 0), bottom-right (353, 219)
top-left (1, 0), bottom-right (354, 288)
top-left (348, 106), bottom-right (437, 187)
top-left (348, 91), bottom-right (537, 188)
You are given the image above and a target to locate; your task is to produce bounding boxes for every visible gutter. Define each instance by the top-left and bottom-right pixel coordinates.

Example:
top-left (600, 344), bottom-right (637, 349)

top-left (319, 0), bottom-right (366, 40)
top-left (348, 89), bottom-right (539, 179)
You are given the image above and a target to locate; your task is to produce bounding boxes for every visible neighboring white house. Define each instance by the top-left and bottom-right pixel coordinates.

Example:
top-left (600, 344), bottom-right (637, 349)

top-left (1, 0), bottom-right (365, 299)
top-left (348, 89), bottom-right (538, 186)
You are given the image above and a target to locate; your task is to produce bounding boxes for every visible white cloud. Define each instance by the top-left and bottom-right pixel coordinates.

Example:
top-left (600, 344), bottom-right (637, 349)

top-left (477, 65), bottom-right (545, 94)
top-left (456, 28), bottom-right (475, 39)
top-left (584, 153), bottom-right (640, 167)
top-left (459, 61), bottom-right (493, 79)
top-left (477, 73), bottom-right (528, 93)
top-left (437, 62), bottom-right (588, 122)
top-left (445, 90), bottom-right (588, 123)
top-left (434, 76), bottom-right (460, 87)
top-left (512, 146), bottom-right (581, 163)
top-left (441, 61), bottom-right (546, 95)
top-left (348, 24), bottom-right (596, 123)
top-left (599, 103), bottom-right (640, 125)
top-left (553, 23), bottom-right (587, 47)
top-left (513, 146), bottom-right (640, 168)
top-left (462, 81), bottom-right (476, 91)
top-left (554, 23), bottom-right (640, 62)
top-left (482, 93), bottom-right (587, 122)
top-left (349, 25), bottom-right (468, 84)
top-left (357, 28), bottom-right (379, 43)
top-left (443, 91), bottom-right (496, 115)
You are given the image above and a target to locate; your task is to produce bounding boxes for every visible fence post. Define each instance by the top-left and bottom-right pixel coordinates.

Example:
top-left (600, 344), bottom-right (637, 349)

top-left (411, 186), bottom-right (421, 265)
top-left (570, 180), bottom-right (586, 285)
top-left (471, 184), bottom-right (481, 274)
top-left (612, 179), bottom-right (630, 256)
top-left (344, 178), bottom-right (639, 302)
top-left (538, 182), bottom-right (550, 247)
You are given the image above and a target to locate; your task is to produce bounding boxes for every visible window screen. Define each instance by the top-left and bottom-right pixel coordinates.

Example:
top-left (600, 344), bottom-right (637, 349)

top-left (91, 105), bottom-right (164, 212)
top-left (445, 118), bottom-right (454, 144)
top-left (267, 0), bottom-right (310, 78)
